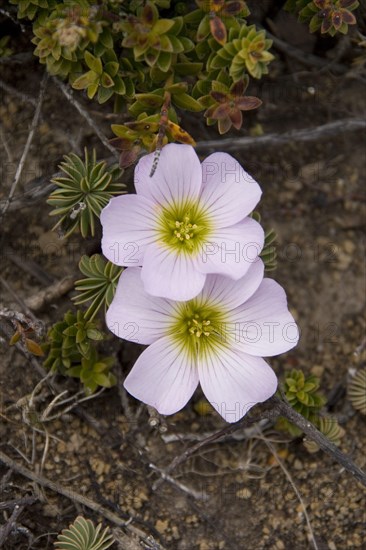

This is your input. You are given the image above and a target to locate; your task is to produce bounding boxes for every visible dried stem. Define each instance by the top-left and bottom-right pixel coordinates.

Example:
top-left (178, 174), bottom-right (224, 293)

top-left (0, 72), bottom-right (48, 219)
top-left (196, 118), bottom-right (366, 154)
top-left (266, 30), bottom-right (346, 74)
top-left (53, 78), bottom-right (119, 160)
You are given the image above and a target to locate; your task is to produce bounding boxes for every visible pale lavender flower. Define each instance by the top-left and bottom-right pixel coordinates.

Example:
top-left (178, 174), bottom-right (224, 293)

top-left (101, 144), bottom-right (264, 301)
top-left (106, 262), bottom-right (299, 423)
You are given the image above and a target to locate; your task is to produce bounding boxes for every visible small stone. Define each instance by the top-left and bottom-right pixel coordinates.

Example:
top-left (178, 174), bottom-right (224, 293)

top-left (236, 487), bottom-right (252, 499)
top-left (293, 459), bottom-right (303, 470)
top-left (171, 526), bottom-right (180, 540)
top-left (337, 251), bottom-right (352, 270)
top-left (39, 122), bottom-right (50, 135)
top-left (155, 519), bottom-right (169, 534)
top-left (43, 504), bottom-right (59, 517)
top-left (284, 178), bottom-right (303, 191)
top-left (275, 540), bottom-right (285, 550)
top-left (311, 365), bottom-right (324, 377)
top-left (343, 239), bottom-right (355, 255)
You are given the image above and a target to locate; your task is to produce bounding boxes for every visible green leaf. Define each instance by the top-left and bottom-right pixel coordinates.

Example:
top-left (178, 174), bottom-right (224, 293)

top-left (173, 93), bottom-right (204, 112)
top-left (153, 19), bottom-right (175, 34)
top-left (197, 14), bottom-right (210, 41)
top-left (175, 62), bottom-right (203, 76)
top-left (72, 71), bottom-right (98, 90)
top-left (93, 373), bottom-right (114, 387)
top-left (87, 82), bottom-right (99, 100)
top-left (157, 51), bottom-right (172, 72)
top-left (101, 72), bottom-right (114, 88)
top-left (86, 328), bottom-right (104, 341)
top-left (85, 51), bottom-right (103, 75)
top-left (134, 93), bottom-right (164, 108)
top-left (104, 61), bottom-right (119, 77)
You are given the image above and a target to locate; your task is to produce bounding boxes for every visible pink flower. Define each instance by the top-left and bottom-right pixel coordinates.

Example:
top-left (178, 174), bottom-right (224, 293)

top-left (106, 262), bottom-right (299, 423)
top-left (101, 144), bottom-right (264, 301)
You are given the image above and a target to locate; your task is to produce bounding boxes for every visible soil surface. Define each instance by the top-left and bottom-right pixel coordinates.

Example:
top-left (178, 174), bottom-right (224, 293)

top-left (0, 6), bottom-right (365, 550)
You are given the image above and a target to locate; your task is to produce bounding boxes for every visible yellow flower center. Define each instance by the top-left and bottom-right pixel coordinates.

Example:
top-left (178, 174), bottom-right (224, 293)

top-left (158, 201), bottom-right (211, 253)
top-left (173, 216), bottom-right (198, 242)
top-left (187, 314), bottom-right (212, 338)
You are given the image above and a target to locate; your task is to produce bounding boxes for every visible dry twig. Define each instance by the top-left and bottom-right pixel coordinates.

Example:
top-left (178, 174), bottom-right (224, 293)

top-left (196, 118), bottom-right (366, 154)
top-left (53, 78), bottom-right (119, 160)
top-left (0, 72), bottom-right (48, 219)
top-left (25, 276), bottom-right (75, 311)
top-left (266, 30), bottom-right (346, 74)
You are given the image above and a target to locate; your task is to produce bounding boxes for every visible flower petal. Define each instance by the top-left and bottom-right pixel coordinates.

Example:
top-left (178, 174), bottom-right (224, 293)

top-left (141, 242), bottom-right (206, 301)
top-left (230, 108), bottom-right (243, 130)
top-left (124, 336), bottom-right (199, 415)
top-left (134, 143), bottom-right (202, 207)
top-left (197, 259), bottom-right (264, 312)
top-left (200, 152), bottom-right (262, 227)
top-left (106, 267), bottom-right (177, 345)
top-left (227, 279), bottom-right (299, 357)
top-left (101, 194), bottom-right (158, 266)
top-left (195, 217), bottom-right (264, 280)
top-left (198, 344), bottom-right (277, 423)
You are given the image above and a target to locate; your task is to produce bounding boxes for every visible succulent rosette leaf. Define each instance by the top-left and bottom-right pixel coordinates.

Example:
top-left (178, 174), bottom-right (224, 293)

top-left (208, 24), bottom-right (274, 80)
top-left (106, 264), bottom-right (299, 422)
top-left (101, 144), bottom-right (265, 301)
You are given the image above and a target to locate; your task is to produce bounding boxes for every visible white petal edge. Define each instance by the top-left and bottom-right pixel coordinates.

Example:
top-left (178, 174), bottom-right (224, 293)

top-left (106, 267), bottom-right (178, 345)
top-left (198, 344), bottom-right (278, 423)
top-left (200, 152), bottom-right (262, 228)
top-left (195, 217), bottom-right (264, 280)
top-left (124, 336), bottom-right (199, 415)
top-left (134, 144), bottom-right (202, 207)
top-left (227, 279), bottom-right (300, 357)
top-left (141, 242), bottom-right (206, 301)
top-left (196, 259), bottom-right (265, 312)
top-left (101, 194), bottom-right (158, 266)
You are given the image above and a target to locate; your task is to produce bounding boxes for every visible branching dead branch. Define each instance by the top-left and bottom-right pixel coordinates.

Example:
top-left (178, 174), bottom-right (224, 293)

top-left (1, 117), bottom-right (363, 214)
top-left (0, 503), bottom-right (26, 547)
top-left (153, 396), bottom-right (366, 491)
